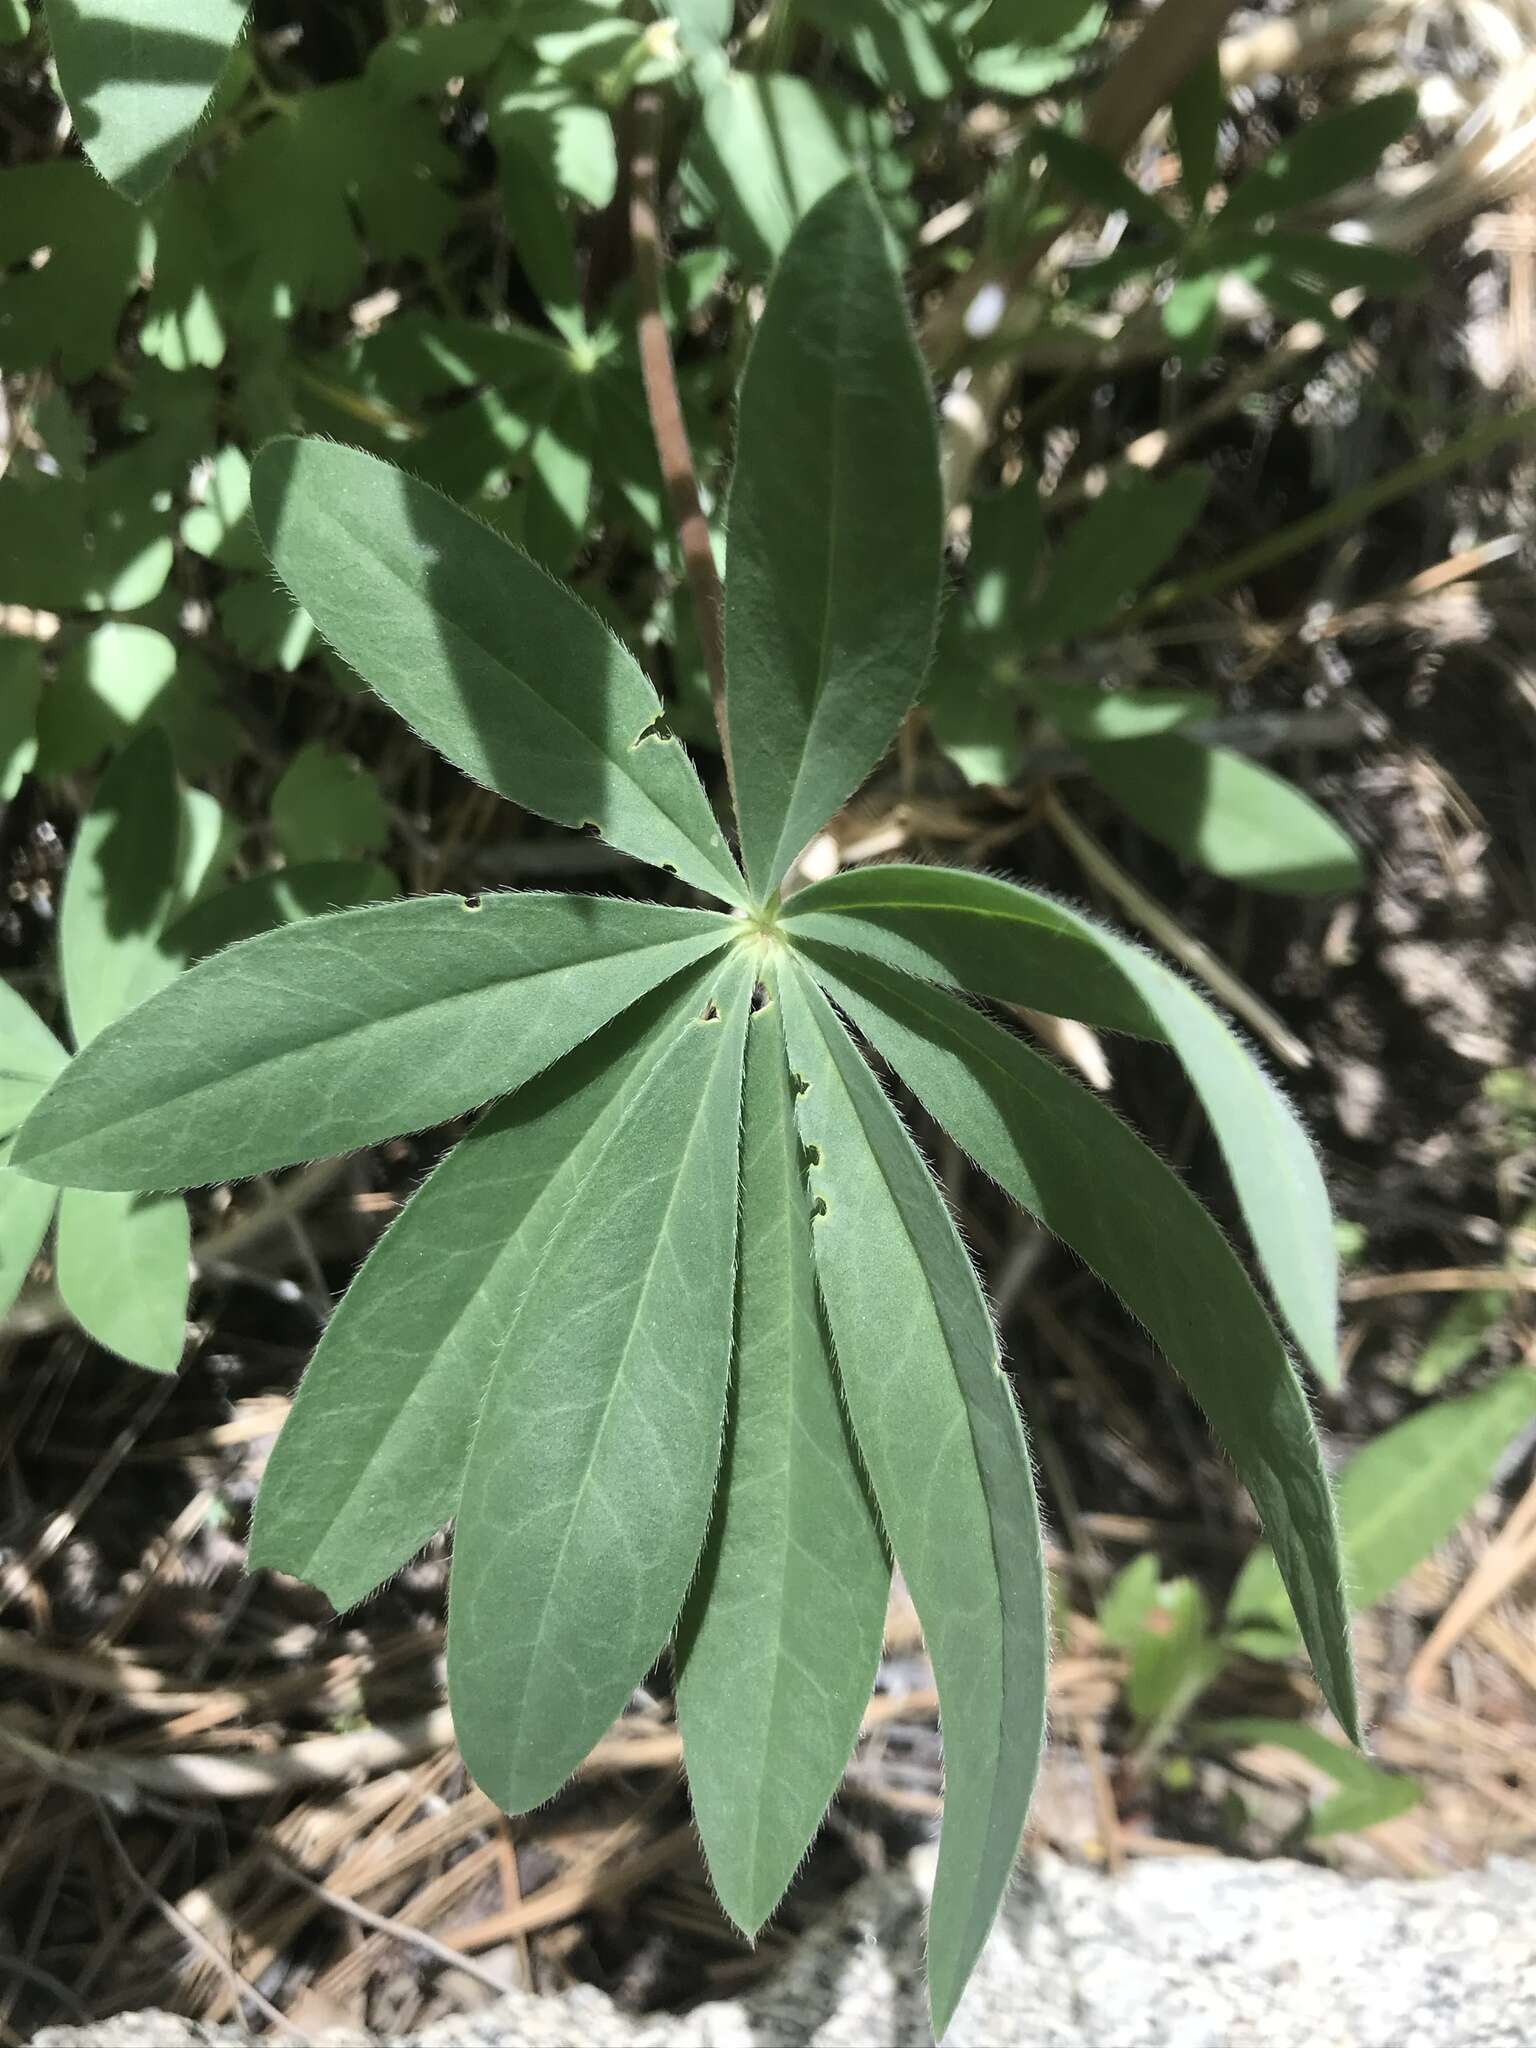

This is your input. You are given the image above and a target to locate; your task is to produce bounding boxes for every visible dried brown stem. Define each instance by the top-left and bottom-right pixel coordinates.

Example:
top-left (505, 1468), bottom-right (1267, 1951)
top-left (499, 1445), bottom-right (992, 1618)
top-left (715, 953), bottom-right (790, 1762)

top-left (628, 89), bottom-right (736, 808)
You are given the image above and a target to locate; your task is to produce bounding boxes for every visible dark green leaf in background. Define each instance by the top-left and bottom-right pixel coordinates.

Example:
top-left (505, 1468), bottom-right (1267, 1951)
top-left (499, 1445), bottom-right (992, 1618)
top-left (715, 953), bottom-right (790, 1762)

top-left (59, 725), bottom-right (182, 1048)
top-left (1081, 735), bottom-right (1365, 893)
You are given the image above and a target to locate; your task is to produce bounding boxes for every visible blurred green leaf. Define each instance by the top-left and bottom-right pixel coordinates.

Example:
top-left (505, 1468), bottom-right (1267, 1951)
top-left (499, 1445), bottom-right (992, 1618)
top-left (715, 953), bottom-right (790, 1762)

top-left (272, 744), bottom-right (390, 865)
top-left (1029, 680), bottom-right (1215, 742)
top-left (59, 725), bottom-right (182, 1047)
top-left (0, 162), bottom-right (144, 377)
top-left (1080, 736), bottom-right (1365, 894)
top-left (688, 72), bottom-right (865, 274)
top-left (0, 982), bottom-right (67, 1141)
top-left (1199, 1718), bottom-right (1421, 1836)
top-left (1220, 89), bottom-right (1418, 231)
top-left (1171, 53), bottom-right (1221, 215)
top-left (1229, 1371), bottom-right (1536, 1653)
top-left (1411, 1288), bottom-right (1513, 1395)
top-left (161, 862), bottom-right (399, 965)
top-left (44, 0), bottom-right (248, 200)
top-left (1037, 127), bottom-right (1173, 234)
top-left (0, 638), bottom-right (42, 799)
top-left (56, 1185), bottom-right (188, 1371)
top-left (1020, 468), bottom-right (1208, 646)
top-left (0, 1150), bottom-right (59, 1320)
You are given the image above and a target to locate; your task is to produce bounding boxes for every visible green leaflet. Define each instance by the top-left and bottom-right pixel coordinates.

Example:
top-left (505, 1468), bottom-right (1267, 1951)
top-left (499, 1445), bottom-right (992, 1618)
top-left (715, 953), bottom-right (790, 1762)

top-left (1228, 1369), bottom-right (1536, 1653)
top-left (783, 869), bottom-right (1159, 1037)
top-left (689, 72), bottom-right (862, 276)
top-left (45, 0), bottom-right (248, 200)
top-left (59, 725), bottom-right (182, 1048)
top-left (804, 944), bottom-right (1358, 1746)
top-left (782, 865), bottom-right (1340, 1386)
top-left (676, 994), bottom-right (889, 1936)
top-left (251, 963), bottom-right (723, 1612)
top-left (271, 743), bottom-right (390, 864)
top-left (13, 893), bottom-right (735, 1191)
top-left (1029, 680), bottom-right (1215, 743)
top-left (1019, 469), bottom-right (1207, 648)
top-left (0, 1150), bottom-right (58, 1321)
top-left (250, 439), bottom-right (743, 906)
top-left (55, 1186), bottom-right (189, 1373)
top-left (1220, 89), bottom-right (1418, 230)
top-left (448, 958), bottom-right (752, 1813)
top-left (724, 176), bottom-right (943, 898)
top-left (1196, 1718), bottom-right (1420, 1837)
top-left (0, 982), bottom-right (67, 1139)
top-left (1080, 736), bottom-right (1365, 895)
top-left (776, 963), bottom-right (1046, 2040)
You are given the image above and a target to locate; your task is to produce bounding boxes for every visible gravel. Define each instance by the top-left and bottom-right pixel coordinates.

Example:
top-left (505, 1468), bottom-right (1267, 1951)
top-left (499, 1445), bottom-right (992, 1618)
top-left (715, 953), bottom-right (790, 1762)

top-left (32, 1846), bottom-right (1536, 2046)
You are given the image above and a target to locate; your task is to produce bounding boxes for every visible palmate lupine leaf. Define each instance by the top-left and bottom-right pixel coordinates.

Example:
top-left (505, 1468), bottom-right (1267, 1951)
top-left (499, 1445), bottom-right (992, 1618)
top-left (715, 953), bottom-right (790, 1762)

top-left (250, 438), bottom-right (744, 906)
top-left (250, 961), bottom-right (727, 1612)
top-left (782, 865), bottom-right (1340, 1385)
top-left (3, 154), bottom-right (1359, 2041)
top-left (12, 894), bottom-right (735, 1190)
top-left (45, 0), bottom-right (248, 201)
top-left (449, 956), bottom-right (752, 1812)
top-left (805, 944), bottom-right (1358, 1742)
top-left (776, 963), bottom-right (1048, 2040)
top-left (723, 176), bottom-right (943, 898)
top-left (675, 994), bottom-right (890, 1936)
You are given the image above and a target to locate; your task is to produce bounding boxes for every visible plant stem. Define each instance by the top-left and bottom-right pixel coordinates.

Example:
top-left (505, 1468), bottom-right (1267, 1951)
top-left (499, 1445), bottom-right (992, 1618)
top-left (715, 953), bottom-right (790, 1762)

top-left (628, 88), bottom-right (737, 811)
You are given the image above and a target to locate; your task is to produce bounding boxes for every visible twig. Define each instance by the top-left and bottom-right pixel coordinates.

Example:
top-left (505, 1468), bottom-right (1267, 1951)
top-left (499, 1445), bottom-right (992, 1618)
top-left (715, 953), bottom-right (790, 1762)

top-left (95, 1804), bottom-right (300, 2037)
top-left (262, 1851), bottom-right (514, 1995)
top-left (1342, 1268), bottom-right (1536, 1301)
top-left (628, 88), bottom-right (736, 807)
top-left (1041, 787), bottom-right (1314, 1070)
top-left (1407, 1471), bottom-right (1536, 1695)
